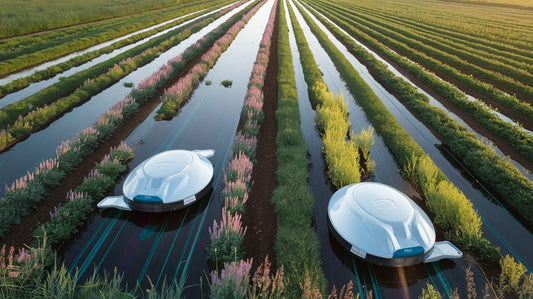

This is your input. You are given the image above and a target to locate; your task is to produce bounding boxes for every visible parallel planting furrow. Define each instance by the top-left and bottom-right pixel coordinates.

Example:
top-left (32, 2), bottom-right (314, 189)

top-left (270, 0), bottom-right (326, 296)
top-left (307, 0), bottom-right (533, 103)
top-left (302, 0), bottom-right (533, 131)
top-left (299, 0), bottom-right (533, 229)
top-left (208, 1), bottom-right (281, 296)
top-left (0, 3), bottom-right (226, 99)
top-left (0, 0), bottom-right (230, 77)
top-left (0, 1), bottom-right (245, 152)
top-left (0, 0), bottom-right (262, 238)
top-left (293, 0), bottom-right (501, 262)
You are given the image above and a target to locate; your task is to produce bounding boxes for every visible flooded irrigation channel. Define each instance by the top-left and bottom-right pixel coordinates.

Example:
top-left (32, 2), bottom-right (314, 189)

top-left (0, 1), bottom-right (251, 195)
top-left (57, 0), bottom-right (276, 294)
top-left (0, 3), bottom-right (237, 109)
top-left (286, 0), bottom-right (532, 297)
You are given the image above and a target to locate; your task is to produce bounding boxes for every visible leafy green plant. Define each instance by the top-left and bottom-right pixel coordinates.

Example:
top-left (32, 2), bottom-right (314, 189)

top-left (220, 80), bottom-right (233, 87)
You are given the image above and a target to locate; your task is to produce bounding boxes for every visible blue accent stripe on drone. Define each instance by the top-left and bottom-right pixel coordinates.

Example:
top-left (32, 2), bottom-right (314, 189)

top-left (351, 257), bottom-right (365, 299)
top-left (96, 215), bottom-right (129, 272)
top-left (137, 214), bottom-right (170, 284)
top-left (77, 211), bottom-right (123, 281)
top-left (69, 213), bottom-right (112, 273)
top-left (432, 263), bottom-right (451, 298)
top-left (155, 207), bottom-right (191, 289)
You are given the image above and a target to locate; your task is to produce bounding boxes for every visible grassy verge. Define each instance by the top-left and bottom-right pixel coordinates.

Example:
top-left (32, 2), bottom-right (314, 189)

top-left (294, 0), bottom-right (500, 261)
top-left (300, 0), bottom-right (533, 229)
top-left (270, 0), bottom-right (327, 296)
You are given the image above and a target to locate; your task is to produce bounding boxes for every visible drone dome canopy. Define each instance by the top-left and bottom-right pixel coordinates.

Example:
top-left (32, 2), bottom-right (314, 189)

top-left (328, 182), bottom-right (462, 266)
top-left (97, 149), bottom-right (214, 212)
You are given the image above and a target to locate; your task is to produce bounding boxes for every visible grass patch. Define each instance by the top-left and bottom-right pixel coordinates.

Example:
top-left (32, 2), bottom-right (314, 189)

top-left (220, 79), bottom-right (233, 87)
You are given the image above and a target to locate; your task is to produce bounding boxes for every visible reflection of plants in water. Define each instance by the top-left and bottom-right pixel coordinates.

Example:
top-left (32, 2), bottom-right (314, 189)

top-left (220, 80), bottom-right (233, 87)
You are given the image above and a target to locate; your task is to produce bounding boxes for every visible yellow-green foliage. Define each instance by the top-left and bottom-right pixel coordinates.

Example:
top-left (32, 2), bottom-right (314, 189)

top-left (500, 255), bottom-right (527, 294)
top-left (418, 283), bottom-right (442, 299)
top-left (288, 3), bottom-right (361, 188)
top-left (351, 126), bottom-right (375, 176)
top-left (316, 95), bottom-right (360, 187)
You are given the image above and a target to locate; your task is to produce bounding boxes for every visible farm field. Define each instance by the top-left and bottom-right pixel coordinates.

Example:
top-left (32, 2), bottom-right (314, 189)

top-left (0, 0), bottom-right (532, 297)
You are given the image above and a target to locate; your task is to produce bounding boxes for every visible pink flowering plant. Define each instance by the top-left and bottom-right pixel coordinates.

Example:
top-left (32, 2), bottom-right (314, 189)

top-left (207, 207), bottom-right (247, 267)
top-left (209, 259), bottom-right (253, 298)
top-left (34, 142), bottom-right (133, 246)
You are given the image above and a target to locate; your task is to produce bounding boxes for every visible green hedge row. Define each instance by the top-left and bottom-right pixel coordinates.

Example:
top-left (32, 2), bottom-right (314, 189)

top-left (294, 1), bottom-right (500, 262)
top-left (300, 0), bottom-right (533, 230)
top-left (272, 1), bottom-right (327, 296)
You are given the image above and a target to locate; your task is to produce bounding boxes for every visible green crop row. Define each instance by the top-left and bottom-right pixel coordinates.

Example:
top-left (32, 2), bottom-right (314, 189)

top-left (320, 0), bottom-right (533, 54)
top-left (301, 0), bottom-right (533, 229)
top-left (0, 0), bottom-right (229, 76)
top-left (272, 1), bottom-right (327, 296)
top-left (346, 5), bottom-right (533, 75)
top-left (0, 3), bottom-right (222, 99)
top-left (332, 4), bottom-right (533, 88)
top-left (309, 0), bottom-right (533, 103)
top-left (287, 3), bottom-right (364, 187)
top-left (294, 1), bottom-right (500, 261)
top-left (0, 0), bottom-right (210, 38)
top-left (302, 0), bottom-right (533, 160)
top-left (0, 3), bottom-right (247, 152)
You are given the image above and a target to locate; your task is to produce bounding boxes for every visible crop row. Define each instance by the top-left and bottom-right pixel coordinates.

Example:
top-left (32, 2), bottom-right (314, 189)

top-left (328, 0), bottom-right (533, 54)
top-left (307, 0), bottom-right (533, 107)
top-left (208, 2), bottom-right (280, 296)
top-left (293, 0), bottom-right (500, 261)
top-left (0, 3), bottom-right (222, 99)
top-left (0, 1), bottom-right (249, 152)
top-left (323, 2), bottom-right (533, 102)
top-left (301, 0), bottom-right (533, 162)
top-left (0, 0), bottom-right (229, 77)
top-left (287, 2), bottom-right (375, 188)
top-left (269, 1), bottom-right (327, 296)
top-left (156, 0), bottom-right (268, 120)
top-left (0, 0), bottom-right (264, 238)
top-left (0, 0), bottom-right (209, 38)
top-left (335, 4), bottom-right (533, 89)
top-left (348, 5), bottom-right (533, 74)
top-left (300, 0), bottom-right (533, 229)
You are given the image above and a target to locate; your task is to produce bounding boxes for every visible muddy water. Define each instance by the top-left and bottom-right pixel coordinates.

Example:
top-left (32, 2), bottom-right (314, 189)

top-left (293, 0), bottom-right (533, 274)
top-left (0, 2), bottom-right (252, 195)
top-left (300, 2), bottom-right (532, 178)
top-left (0, 3), bottom-right (237, 109)
top-left (285, 2), bottom-right (486, 298)
top-left (59, 0), bottom-right (275, 294)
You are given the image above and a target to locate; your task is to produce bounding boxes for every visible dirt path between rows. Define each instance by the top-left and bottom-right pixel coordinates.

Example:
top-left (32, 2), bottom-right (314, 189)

top-left (241, 4), bottom-right (279, 271)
